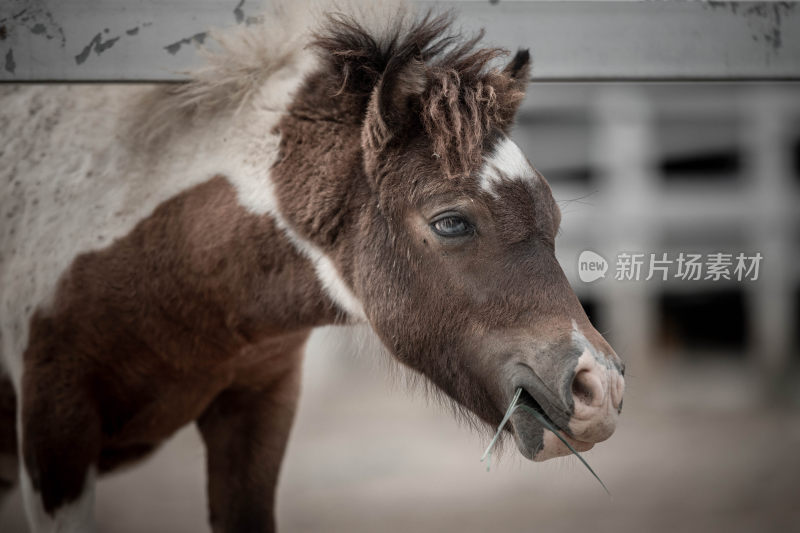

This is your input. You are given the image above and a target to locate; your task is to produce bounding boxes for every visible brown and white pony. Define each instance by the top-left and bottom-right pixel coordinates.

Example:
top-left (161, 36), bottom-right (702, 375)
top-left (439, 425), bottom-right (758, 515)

top-left (0, 4), bottom-right (624, 532)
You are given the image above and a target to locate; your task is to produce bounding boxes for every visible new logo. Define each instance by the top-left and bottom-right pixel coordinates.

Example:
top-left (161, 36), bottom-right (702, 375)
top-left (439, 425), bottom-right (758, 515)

top-left (578, 250), bottom-right (608, 283)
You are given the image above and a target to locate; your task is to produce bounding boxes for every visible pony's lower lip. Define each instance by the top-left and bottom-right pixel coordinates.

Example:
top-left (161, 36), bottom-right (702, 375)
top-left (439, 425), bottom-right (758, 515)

top-left (532, 429), bottom-right (594, 462)
top-left (553, 430), bottom-right (594, 450)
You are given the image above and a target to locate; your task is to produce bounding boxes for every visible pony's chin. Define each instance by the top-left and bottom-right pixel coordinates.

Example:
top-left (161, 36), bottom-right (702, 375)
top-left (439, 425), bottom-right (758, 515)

top-left (512, 422), bottom-right (595, 462)
top-left (532, 429), bottom-right (594, 462)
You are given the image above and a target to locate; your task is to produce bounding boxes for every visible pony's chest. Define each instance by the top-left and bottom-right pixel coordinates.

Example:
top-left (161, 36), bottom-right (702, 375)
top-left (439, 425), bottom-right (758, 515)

top-left (98, 366), bottom-right (234, 447)
top-left (95, 333), bottom-right (306, 448)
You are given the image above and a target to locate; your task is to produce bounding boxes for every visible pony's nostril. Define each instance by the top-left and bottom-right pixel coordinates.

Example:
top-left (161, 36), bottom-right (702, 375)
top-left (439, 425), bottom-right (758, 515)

top-left (571, 369), bottom-right (604, 408)
top-left (566, 349), bottom-right (622, 442)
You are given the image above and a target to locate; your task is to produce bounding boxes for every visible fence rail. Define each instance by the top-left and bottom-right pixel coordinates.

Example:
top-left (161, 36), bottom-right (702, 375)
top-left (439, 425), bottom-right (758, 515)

top-left (1, 1), bottom-right (799, 82)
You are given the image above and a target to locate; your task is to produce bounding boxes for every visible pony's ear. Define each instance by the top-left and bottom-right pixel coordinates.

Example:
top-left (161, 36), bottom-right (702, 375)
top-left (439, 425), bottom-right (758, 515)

top-left (377, 54), bottom-right (427, 133)
top-left (504, 48), bottom-right (531, 85)
top-left (497, 49), bottom-right (531, 130)
top-left (362, 52), bottom-right (427, 175)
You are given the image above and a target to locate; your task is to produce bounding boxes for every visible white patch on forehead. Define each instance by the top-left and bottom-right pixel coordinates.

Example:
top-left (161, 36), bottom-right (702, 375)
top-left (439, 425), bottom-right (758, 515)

top-left (479, 136), bottom-right (537, 196)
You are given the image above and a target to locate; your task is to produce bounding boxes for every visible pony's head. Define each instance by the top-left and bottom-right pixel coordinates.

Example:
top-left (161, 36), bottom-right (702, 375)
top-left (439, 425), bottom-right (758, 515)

top-left (300, 10), bottom-right (625, 461)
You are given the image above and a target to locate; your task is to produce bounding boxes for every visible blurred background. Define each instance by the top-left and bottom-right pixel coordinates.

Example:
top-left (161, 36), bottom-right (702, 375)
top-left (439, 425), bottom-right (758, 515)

top-left (2, 81), bottom-right (798, 533)
top-left (2, 0), bottom-right (800, 531)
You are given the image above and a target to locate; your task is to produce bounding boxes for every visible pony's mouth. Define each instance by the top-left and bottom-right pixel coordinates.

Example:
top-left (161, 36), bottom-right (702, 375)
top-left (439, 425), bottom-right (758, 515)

top-left (482, 386), bottom-right (609, 492)
top-left (511, 388), bottom-right (594, 462)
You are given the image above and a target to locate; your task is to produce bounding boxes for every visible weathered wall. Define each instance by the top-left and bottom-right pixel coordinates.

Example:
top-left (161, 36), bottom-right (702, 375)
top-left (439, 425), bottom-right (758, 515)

top-left (1, 1), bottom-right (799, 81)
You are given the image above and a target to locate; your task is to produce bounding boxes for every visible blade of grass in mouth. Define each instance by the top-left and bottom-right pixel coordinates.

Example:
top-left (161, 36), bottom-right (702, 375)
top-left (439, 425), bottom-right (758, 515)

top-left (480, 388), bottom-right (522, 471)
top-left (480, 386), bottom-right (610, 495)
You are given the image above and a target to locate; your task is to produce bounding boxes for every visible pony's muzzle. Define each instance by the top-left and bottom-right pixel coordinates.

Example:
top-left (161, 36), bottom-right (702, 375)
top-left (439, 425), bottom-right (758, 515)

top-left (498, 328), bottom-right (625, 462)
top-left (566, 348), bottom-right (624, 444)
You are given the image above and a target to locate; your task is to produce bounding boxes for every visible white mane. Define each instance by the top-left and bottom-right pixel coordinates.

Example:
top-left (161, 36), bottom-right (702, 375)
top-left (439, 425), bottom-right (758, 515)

top-left (130, 0), bottom-right (409, 149)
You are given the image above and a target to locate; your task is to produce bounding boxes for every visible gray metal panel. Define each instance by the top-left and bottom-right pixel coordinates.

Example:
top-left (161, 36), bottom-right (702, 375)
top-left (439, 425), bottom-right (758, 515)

top-left (1, 1), bottom-right (799, 82)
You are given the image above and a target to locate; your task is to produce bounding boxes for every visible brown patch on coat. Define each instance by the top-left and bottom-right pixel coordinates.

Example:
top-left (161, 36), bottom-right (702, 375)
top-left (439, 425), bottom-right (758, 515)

top-left (21, 176), bottom-right (331, 514)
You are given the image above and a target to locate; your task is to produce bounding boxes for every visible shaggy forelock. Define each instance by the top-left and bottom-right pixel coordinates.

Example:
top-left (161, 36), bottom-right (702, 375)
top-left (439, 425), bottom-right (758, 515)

top-left (312, 8), bottom-right (528, 179)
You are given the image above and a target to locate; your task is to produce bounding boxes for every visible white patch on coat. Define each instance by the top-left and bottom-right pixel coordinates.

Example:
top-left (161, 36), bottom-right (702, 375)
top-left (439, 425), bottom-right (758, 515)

top-left (479, 136), bottom-right (536, 196)
top-left (0, 80), bottom-right (286, 387)
top-left (230, 164), bottom-right (367, 322)
top-left (0, 4), bottom-right (367, 391)
top-left (20, 465), bottom-right (97, 533)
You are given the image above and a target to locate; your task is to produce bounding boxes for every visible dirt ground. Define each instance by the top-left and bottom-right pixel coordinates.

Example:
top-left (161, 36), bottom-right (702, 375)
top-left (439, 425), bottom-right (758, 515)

top-left (2, 328), bottom-right (799, 533)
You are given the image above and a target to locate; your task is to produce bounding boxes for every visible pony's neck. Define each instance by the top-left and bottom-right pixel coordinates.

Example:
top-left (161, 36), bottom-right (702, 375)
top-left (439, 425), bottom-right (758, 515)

top-left (136, 68), bottom-right (372, 338)
top-left (265, 71), bottom-right (372, 322)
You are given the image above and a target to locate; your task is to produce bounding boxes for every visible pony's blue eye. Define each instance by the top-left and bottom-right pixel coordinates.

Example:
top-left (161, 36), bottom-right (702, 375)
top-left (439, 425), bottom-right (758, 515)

top-left (431, 215), bottom-right (472, 237)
